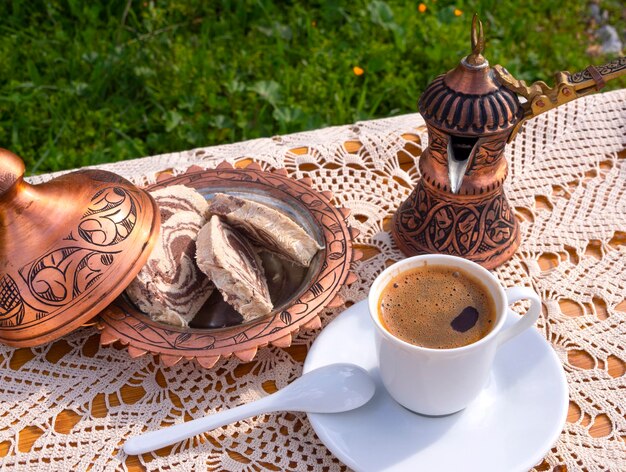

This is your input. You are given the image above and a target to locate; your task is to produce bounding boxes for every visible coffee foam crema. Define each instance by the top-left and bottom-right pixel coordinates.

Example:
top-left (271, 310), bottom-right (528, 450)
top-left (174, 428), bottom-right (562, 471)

top-left (378, 264), bottom-right (496, 349)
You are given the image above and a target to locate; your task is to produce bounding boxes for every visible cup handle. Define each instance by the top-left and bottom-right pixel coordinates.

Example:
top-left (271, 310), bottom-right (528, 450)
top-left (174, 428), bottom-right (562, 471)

top-left (496, 287), bottom-right (542, 347)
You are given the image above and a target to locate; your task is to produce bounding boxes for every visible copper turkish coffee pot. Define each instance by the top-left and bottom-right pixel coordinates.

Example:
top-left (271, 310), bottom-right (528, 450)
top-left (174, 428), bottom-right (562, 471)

top-left (392, 14), bottom-right (626, 269)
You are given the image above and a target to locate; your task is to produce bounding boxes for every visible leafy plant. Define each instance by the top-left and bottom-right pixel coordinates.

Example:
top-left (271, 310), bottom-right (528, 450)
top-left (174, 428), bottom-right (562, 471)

top-left (0, 0), bottom-right (623, 174)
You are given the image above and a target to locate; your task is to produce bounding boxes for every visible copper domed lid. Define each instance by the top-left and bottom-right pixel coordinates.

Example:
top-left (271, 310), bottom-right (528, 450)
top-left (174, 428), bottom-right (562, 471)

top-left (419, 15), bottom-right (523, 136)
top-left (0, 149), bottom-right (160, 347)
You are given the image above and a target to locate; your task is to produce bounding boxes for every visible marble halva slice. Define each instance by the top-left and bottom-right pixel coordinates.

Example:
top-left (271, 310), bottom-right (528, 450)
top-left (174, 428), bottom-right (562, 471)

top-left (207, 193), bottom-right (323, 266)
top-left (126, 185), bottom-right (214, 328)
top-left (196, 215), bottom-right (273, 322)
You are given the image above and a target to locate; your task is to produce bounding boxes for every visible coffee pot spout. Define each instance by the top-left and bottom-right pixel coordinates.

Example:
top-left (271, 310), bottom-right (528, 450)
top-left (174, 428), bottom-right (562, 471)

top-left (447, 136), bottom-right (483, 194)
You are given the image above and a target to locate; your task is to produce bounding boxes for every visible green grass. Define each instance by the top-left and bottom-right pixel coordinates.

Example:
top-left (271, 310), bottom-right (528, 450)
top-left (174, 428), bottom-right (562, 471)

top-left (1, 0), bottom-right (624, 174)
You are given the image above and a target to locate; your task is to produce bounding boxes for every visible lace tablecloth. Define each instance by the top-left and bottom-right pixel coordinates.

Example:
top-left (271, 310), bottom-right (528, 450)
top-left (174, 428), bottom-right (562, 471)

top-left (3, 89), bottom-right (626, 471)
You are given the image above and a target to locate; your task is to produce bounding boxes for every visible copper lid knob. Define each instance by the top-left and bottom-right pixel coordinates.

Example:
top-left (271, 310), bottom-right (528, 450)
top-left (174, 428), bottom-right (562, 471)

top-left (0, 149), bottom-right (160, 347)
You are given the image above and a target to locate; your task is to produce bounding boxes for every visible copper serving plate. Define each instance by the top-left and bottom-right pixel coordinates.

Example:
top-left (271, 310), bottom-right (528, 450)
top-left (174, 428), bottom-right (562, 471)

top-left (97, 162), bottom-right (359, 368)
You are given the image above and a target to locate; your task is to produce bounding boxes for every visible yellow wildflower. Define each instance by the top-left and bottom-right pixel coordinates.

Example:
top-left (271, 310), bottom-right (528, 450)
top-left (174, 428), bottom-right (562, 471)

top-left (353, 66), bottom-right (364, 76)
top-left (454, 8), bottom-right (462, 16)
top-left (418, 3), bottom-right (427, 13)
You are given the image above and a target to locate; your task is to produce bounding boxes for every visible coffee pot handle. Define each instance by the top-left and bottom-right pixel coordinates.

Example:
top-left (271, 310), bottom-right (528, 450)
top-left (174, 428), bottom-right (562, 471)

top-left (493, 56), bottom-right (626, 142)
top-left (497, 287), bottom-right (542, 347)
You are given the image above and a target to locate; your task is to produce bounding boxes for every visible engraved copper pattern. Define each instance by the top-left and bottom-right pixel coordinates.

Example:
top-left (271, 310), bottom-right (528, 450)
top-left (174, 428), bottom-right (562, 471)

top-left (393, 177), bottom-right (520, 269)
top-left (568, 57), bottom-right (626, 84)
top-left (0, 149), bottom-right (160, 347)
top-left (418, 72), bottom-right (523, 135)
top-left (418, 125), bottom-right (510, 196)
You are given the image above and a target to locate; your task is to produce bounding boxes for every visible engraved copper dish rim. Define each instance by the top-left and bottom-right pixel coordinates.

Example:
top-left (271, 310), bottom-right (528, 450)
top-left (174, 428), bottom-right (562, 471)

top-left (97, 161), bottom-right (360, 368)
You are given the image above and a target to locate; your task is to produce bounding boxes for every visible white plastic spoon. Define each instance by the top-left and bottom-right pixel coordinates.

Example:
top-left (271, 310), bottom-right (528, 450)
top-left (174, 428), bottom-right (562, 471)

top-left (124, 363), bottom-right (375, 455)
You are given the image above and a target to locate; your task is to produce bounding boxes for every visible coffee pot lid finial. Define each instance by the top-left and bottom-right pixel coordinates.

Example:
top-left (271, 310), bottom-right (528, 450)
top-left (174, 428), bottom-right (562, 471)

top-left (467, 13), bottom-right (486, 67)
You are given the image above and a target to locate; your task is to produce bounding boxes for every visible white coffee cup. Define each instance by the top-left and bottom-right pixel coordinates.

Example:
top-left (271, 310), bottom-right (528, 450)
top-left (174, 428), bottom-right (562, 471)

top-left (368, 254), bottom-right (541, 416)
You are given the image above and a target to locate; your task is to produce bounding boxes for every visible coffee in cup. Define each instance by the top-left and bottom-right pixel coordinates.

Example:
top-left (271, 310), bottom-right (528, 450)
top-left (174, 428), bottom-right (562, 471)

top-left (369, 254), bottom-right (542, 415)
top-left (378, 265), bottom-right (496, 349)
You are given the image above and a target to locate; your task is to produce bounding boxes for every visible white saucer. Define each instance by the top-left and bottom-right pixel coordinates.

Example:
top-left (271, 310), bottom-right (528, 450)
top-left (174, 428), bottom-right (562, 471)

top-left (304, 300), bottom-right (568, 472)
